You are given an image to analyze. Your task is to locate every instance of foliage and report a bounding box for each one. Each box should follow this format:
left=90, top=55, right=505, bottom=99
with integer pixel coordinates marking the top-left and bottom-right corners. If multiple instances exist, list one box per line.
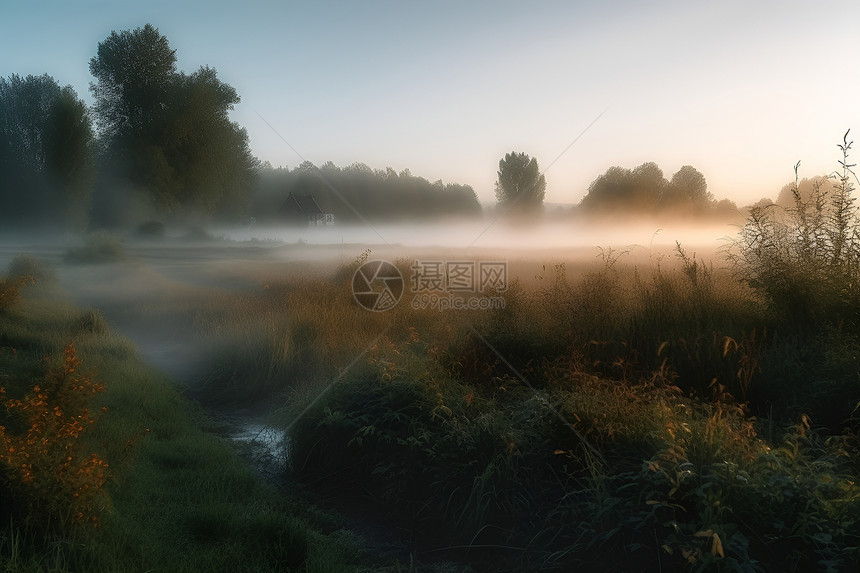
left=0, top=74, right=95, bottom=231
left=0, top=257, right=41, bottom=312
left=494, top=151, right=546, bottom=213
left=173, top=237, right=847, bottom=570
left=580, top=161, right=666, bottom=213
left=580, top=162, right=720, bottom=217
left=89, top=23, right=177, bottom=145
left=251, top=161, right=482, bottom=223
left=0, top=344, right=109, bottom=535
left=89, top=24, right=258, bottom=220
left=6, top=255, right=56, bottom=285
left=660, top=165, right=713, bottom=212
left=0, top=277, right=29, bottom=313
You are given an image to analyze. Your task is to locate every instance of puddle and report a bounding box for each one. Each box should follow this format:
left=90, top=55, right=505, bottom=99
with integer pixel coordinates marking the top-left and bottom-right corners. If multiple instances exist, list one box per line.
left=228, top=417, right=290, bottom=481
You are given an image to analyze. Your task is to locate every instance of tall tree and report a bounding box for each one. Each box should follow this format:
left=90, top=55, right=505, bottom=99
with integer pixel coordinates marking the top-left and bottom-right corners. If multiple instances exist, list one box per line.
left=0, top=74, right=94, bottom=230
left=494, top=151, right=546, bottom=213
left=89, top=23, right=176, bottom=147
left=89, top=24, right=257, bottom=219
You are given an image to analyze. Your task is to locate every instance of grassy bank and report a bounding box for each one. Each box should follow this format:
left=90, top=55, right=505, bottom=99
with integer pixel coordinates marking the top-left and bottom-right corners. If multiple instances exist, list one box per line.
left=0, top=257, right=381, bottom=572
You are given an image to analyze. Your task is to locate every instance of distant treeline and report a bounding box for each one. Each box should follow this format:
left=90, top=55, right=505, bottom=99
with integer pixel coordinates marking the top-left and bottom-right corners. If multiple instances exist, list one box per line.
left=577, top=162, right=739, bottom=218
left=0, top=22, right=795, bottom=233
left=252, top=162, right=482, bottom=223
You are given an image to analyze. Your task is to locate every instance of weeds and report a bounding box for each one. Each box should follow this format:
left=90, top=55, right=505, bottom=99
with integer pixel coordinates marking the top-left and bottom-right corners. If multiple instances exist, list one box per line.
left=269, top=230, right=859, bottom=569
left=728, top=131, right=860, bottom=327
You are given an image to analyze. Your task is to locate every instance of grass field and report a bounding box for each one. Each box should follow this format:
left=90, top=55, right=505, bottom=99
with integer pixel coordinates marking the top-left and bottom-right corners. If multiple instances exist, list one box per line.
left=0, top=224, right=858, bottom=571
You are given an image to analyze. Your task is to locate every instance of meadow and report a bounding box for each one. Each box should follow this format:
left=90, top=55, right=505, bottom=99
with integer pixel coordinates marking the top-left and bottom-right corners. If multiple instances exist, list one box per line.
left=1, top=210, right=858, bottom=572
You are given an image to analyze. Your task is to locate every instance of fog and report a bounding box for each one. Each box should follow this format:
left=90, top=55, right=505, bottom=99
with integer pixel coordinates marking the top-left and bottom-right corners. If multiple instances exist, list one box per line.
left=0, top=217, right=741, bottom=283
left=0, top=216, right=741, bottom=469
left=217, top=218, right=738, bottom=257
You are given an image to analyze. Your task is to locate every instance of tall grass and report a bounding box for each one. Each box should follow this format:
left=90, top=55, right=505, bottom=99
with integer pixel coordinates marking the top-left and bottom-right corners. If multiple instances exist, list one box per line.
left=245, top=241, right=859, bottom=570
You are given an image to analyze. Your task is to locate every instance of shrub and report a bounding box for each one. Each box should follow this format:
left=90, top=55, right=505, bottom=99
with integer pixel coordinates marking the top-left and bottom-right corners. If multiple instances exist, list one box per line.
left=64, top=232, right=127, bottom=264
left=0, top=275, right=33, bottom=313
left=0, top=279, right=21, bottom=313
left=0, top=343, right=109, bottom=536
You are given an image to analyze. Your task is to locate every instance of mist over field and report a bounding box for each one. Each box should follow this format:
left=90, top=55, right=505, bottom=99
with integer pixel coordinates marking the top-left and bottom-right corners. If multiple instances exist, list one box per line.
left=219, top=218, right=738, bottom=253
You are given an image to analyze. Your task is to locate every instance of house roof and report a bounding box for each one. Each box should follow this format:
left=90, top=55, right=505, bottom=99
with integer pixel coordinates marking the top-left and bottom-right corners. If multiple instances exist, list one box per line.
left=281, top=193, right=323, bottom=215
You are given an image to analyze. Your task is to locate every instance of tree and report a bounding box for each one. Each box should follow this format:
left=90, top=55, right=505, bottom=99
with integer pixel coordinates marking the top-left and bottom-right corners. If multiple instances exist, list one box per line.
left=89, top=24, right=258, bottom=220
left=775, top=175, right=832, bottom=208
left=580, top=162, right=665, bottom=213
left=0, top=74, right=95, bottom=230
left=161, top=66, right=258, bottom=216
left=630, top=162, right=666, bottom=210
left=670, top=165, right=710, bottom=205
left=250, top=160, right=481, bottom=223
left=659, top=165, right=710, bottom=212
left=89, top=23, right=176, bottom=147
left=494, top=151, right=546, bottom=213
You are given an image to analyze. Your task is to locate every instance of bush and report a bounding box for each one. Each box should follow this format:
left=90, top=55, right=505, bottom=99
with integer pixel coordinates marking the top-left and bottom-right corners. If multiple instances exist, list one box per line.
left=0, top=279, right=22, bottom=313
left=64, top=232, right=127, bottom=264
left=0, top=343, right=109, bottom=536
left=0, top=275, right=34, bottom=313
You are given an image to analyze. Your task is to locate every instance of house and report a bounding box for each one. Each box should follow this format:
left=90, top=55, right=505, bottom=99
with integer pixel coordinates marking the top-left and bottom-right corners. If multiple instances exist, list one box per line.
left=279, top=193, right=335, bottom=226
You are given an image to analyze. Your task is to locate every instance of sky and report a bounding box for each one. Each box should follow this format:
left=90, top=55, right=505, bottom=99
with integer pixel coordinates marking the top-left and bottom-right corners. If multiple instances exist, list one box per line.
left=2, top=0, right=859, bottom=206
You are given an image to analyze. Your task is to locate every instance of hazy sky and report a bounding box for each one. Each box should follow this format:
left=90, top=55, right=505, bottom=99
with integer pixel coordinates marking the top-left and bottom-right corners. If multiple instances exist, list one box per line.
left=3, top=0, right=859, bottom=206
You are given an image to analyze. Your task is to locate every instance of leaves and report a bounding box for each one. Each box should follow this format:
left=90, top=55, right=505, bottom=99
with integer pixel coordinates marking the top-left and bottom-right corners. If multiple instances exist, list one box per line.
left=0, top=74, right=95, bottom=230
left=494, top=151, right=546, bottom=212
left=0, top=344, right=109, bottom=534
left=88, top=24, right=258, bottom=218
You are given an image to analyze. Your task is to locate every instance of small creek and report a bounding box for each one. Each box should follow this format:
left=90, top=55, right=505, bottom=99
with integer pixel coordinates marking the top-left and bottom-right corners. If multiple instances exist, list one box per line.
left=50, top=258, right=292, bottom=482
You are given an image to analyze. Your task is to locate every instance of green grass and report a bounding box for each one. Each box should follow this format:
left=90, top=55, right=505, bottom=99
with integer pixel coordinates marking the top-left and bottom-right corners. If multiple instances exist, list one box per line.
left=0, top=261, right=372, bottom=572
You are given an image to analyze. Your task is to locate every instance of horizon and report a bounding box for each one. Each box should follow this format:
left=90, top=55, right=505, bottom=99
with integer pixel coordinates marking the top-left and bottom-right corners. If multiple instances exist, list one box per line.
left=3, top=0, right=859, bottom=208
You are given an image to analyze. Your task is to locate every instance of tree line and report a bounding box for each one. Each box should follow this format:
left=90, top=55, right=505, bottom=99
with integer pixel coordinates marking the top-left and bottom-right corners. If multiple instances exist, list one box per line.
left=578, top=161, right=738, bottom=217
left=1, top=22, right=751, bottom=233
left=253, top=161, right=481, bottom=223
left=492, top=151, right=739, bottom=220
left=0, top=24, right=259, bottom=231
left=0, top=24, right=482, bottom=232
